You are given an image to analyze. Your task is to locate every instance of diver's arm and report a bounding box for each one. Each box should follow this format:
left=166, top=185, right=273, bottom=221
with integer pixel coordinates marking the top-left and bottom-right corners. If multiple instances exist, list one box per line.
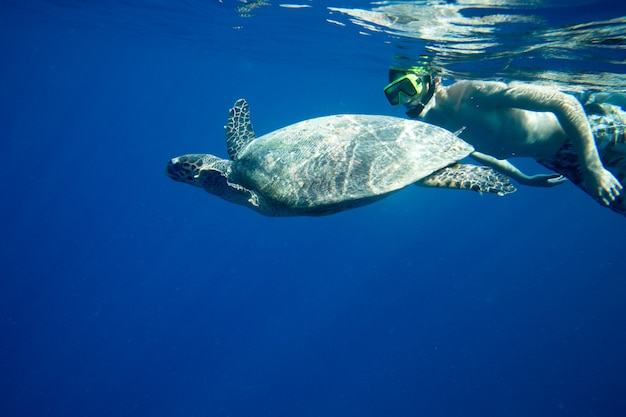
left=470, top=151, right=566, bottom=187
left=476, top=83, right=622, bottom=204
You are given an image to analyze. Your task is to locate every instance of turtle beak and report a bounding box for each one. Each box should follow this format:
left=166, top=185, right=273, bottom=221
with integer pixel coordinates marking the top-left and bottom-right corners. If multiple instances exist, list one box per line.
left=166, top=157, right=185, bottom=182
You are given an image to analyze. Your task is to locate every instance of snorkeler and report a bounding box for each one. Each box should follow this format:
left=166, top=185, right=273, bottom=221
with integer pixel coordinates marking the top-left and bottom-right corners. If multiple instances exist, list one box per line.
left=384, top=67, right=626, bottom=215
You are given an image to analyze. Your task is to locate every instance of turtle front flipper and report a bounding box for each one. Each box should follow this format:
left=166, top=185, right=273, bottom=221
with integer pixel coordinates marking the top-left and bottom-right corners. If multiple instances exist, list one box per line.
left=224, top=98, right=256, bottom=160
left=417, top=163, right=516, bottom=196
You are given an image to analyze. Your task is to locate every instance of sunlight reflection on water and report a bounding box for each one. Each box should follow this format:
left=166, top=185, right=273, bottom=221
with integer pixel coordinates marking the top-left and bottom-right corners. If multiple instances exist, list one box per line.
left=6, top=0, right=626, bottom=90
left=327, top=1, right=626, bottom=90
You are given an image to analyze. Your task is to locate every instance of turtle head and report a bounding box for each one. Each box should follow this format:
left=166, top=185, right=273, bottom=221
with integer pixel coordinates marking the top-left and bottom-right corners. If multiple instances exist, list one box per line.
left=166, top=153, right=232, bottom=189
left=166, top=153, right=264, bottom=211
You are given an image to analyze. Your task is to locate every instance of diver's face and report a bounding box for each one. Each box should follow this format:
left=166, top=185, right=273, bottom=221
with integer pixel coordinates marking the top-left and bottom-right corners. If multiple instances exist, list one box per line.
left=402, top=76, right=441, bottom=118
left=402, top=76, right=440, bottom=109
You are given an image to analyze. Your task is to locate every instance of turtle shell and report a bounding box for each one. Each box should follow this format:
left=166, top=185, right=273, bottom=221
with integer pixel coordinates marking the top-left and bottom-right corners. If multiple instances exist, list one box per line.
left=230, top=114, right=473, bottom=210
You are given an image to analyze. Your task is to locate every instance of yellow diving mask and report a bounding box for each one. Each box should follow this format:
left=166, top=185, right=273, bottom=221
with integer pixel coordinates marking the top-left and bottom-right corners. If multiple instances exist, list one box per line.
left=384, top=73, right=425, bottom=105
left=384, top=68, right=435, bottom=118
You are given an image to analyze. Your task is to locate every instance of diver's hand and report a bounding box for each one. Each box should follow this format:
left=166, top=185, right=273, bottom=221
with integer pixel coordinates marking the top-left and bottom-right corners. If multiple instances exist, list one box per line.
left=585, top=168, right=623, bottom=206
left=520, top=173, right=567, bottom=188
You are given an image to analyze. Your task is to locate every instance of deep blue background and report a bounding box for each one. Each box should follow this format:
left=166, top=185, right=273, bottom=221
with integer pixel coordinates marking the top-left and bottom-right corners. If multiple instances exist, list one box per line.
left=1, top=2, right=626, bottom=417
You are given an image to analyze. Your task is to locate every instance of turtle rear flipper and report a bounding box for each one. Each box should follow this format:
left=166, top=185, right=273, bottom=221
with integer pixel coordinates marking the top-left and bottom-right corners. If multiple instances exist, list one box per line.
left=417, top=163, right=516, bottom=196
left=224, top=98, right=256, bottom=160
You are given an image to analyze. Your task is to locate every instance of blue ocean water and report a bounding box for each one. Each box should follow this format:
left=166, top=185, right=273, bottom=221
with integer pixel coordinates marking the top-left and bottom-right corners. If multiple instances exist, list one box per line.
left=1, top=1, right=626, bottom=416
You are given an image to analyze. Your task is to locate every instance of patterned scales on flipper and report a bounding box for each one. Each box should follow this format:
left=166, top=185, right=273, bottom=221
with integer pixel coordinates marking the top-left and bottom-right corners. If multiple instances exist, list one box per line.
left=418, top=163, right=516, bottom=196
left=225, top=98, right=256, bottom=160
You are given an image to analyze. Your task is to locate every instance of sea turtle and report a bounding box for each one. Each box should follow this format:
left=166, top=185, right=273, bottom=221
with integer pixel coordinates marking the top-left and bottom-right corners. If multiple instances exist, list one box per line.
left=166, top=99, right=515, bottom=216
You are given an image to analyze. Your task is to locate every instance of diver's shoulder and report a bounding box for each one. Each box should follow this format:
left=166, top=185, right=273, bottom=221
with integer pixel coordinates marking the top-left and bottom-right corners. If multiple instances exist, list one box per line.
left=446, top=79, right=509, bottom=98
